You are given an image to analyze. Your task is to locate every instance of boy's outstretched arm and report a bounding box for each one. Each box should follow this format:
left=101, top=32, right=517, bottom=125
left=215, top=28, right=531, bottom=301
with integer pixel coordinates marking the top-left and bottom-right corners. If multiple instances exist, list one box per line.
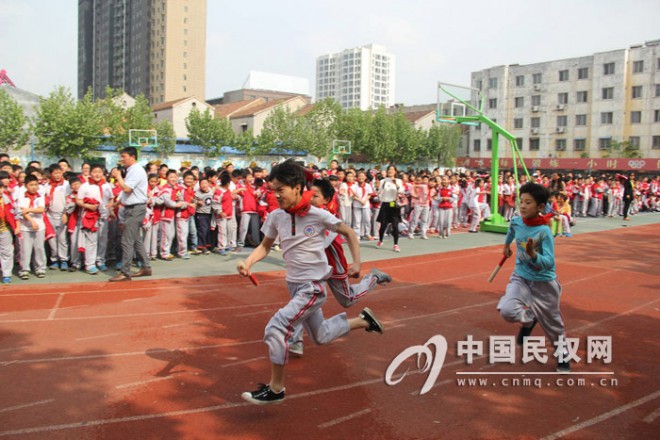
left=335, top=222, right=361, bottom=278
left=237, top=236, right=275, bottom=276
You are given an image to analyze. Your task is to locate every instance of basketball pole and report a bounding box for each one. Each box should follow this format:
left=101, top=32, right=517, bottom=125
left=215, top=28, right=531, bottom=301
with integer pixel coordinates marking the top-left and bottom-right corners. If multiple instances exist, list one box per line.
left=437, top=82, right=530, bottom=233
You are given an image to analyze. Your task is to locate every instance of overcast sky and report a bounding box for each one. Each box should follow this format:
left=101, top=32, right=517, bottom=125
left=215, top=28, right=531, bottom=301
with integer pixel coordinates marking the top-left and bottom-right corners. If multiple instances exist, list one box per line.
left=2, top=0, right=660, bottom=105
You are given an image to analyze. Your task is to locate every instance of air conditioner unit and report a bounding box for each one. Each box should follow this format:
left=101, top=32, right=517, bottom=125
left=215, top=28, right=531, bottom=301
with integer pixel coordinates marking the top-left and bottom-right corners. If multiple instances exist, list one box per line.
left=531, top=128, right=540, bottom=135
left=555, top=127, right=566, bottom=133
left=531, top=106, right=540, bottom=112
left=533, top=84, right=541, bottom=91
left=555, top=104, right=565, bottom=111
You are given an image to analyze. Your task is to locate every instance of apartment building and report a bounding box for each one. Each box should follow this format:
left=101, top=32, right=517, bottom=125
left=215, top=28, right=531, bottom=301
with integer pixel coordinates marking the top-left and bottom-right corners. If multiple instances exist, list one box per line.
left=316, top=44, right=396, bottom=110
left=469, top=39, right=660, bottom=159
left=78, top=0, right=206, bottom=105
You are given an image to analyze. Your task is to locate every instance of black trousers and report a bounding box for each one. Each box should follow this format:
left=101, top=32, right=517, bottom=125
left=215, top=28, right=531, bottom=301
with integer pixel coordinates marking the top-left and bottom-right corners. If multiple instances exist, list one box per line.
left=195, top=213, right=212, bottom=249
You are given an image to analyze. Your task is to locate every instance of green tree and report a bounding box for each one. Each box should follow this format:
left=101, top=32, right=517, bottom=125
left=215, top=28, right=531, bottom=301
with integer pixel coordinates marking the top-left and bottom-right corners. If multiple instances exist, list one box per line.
left=32, top=87, right=104, bottom=158
left=153, top=120, right=176, bottom=158
left=336, top=108, right=372, bottom=160
left=367, top=106, right=396, bottom=163
left=257, top=105, right=298, bottom=155
left=425, top=123, right=461, bottom=166
left=391, top=110, right=422, bottom=163
left=186, top=108, right=234, bottom=157
left=233, top=129, right=257, bottom=157
left=0, top=88, right=29, bottom=150
left=610, top=139, right=641, bottom=159
left=301, top=98, right=342, bottom=160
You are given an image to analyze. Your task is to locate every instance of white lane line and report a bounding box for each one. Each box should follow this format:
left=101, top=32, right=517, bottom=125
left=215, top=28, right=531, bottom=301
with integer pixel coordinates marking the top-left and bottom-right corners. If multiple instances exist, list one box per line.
left=571, top=298, right=660, bottom=333
left=115, top=376, right=179, bottom=390
left=236, top=310, right=272, bottom=317
left=643, top=406, right=660, bottom=423
left=47, top=294, right=64, bottom=320
left=0, top=399, right=55, bottom=414
left=0, top=301, right=283, bottom=324
left=0, top=345, right=30, bottom=354
left=0, top=339, right=263, bottom=365
left=318, top=408, right=372, bottom=429
left=221, top=356, right=266, bottom=368
left=75, top=332, right=124, bottom=342
left=540, top=390, right=660, bottom=440
left=162, top=321, right=204, bottom=329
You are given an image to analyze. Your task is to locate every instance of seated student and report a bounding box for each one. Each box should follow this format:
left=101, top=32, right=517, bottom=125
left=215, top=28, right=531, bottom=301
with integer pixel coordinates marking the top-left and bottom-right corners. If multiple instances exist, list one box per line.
left=0, top=178, right=17, bottom=284
left=17, top=175, right=49, bottom=279
left=287, top=178, right=392, bottom=356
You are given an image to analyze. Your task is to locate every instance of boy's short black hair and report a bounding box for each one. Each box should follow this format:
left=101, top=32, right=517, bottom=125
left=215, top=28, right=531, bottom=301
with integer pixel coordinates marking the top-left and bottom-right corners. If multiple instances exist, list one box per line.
left=165, top=169, right=178, bottom=178
left=148, top=173, right=158, bottom=181
left=231, top=169, right=243, bottom=178
left=328, top=174, right=339, bottom=182
left=0, top=170, right=9, bottom=180
left=68, top=176, right=81, bottom=186
left=183, top=170, right=196, bottom=180
left=119, top=147, right=138, bottom=159
left=159, top=164, right=169, bottom=170
left=90, top=164, right=104, bottom=172
left=312, top=178, right=335, bottom=202
left=519, top=182, right=549, bottom=206
left=219, top=170, right=231, bottom=186
left=25, top=174, right=39, bottom=185
left=206, top=169, right=217, bottom=179
left=267, top=159, right=306, bottom=193
left=254, top=177, right=264, bottom=187
left=63, top=171, right=77, bottom=180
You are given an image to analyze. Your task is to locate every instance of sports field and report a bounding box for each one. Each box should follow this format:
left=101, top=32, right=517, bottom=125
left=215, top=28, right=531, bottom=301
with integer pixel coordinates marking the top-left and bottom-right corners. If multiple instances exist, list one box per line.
left=0, top=216, right=658, bottom=439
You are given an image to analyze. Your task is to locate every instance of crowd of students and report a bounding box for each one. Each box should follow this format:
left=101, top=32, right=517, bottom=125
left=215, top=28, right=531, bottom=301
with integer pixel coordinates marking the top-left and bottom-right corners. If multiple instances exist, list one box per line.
left=0, top=153, right=658, bottom=285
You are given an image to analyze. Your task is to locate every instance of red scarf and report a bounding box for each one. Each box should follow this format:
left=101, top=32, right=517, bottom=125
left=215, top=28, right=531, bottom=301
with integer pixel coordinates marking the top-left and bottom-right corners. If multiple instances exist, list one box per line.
left=522, top=213, right=555, bottom=226
left=25, top=191, right=40, bottom=208
left=49, top=178, right=63, bottom=199
left=285, top=190, right=313, bottom=217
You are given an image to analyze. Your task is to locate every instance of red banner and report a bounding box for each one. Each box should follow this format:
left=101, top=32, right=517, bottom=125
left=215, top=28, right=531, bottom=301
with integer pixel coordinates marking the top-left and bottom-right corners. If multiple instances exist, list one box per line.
left=456, top=157, right=660, bottom=172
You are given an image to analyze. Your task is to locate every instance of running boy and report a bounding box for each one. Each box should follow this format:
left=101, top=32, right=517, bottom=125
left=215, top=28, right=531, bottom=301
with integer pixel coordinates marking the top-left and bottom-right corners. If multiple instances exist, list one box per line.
left=237, top=160, right=384, bottom=405
left=497, top=182, right=570, bottom=372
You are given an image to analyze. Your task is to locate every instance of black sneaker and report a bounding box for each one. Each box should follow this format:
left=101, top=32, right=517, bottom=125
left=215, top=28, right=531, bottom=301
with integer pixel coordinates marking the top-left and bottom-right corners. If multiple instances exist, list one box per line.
left=241, top=384, right=285, bottom=405
left=370, top=268, right=392, bottom=285
left=360, top=307, right=383, bottom=334
left=556, top=359, right=571, bottom=373
left=516, top=319, right=537, bottom=346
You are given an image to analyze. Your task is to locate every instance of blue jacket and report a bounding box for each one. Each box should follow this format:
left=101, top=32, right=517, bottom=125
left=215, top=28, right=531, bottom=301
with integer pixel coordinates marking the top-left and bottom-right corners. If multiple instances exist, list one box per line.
left=505, top=216, right=557, bottom=282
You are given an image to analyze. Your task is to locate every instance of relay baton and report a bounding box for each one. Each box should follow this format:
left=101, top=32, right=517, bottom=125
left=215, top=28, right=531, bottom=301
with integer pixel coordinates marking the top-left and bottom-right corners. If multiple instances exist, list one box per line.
left=488, top=255, right=509, bottom=283
left=248, top=273, right=259, bottom=286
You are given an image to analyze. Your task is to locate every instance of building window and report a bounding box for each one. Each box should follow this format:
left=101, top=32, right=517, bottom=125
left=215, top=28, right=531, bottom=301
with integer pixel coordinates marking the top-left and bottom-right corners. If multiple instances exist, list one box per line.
left=632, top=85, right=643, bottom=99
left=531, top=117, right=540, bottom=128
left=601, top=112, right=613, bottom=124
left=656, top=84, right=660, bottom=97
left=516, top=137, right=523, bottom=150
left=655, top=110, right=660, bottom=122
left=557, top=115, right=568, bottom=126
left=473, top=139, right=481, bottom=152
left=515, top=97, right=524, bottom=108
left=555, top=139, right=567, bottom=151
left=529, top=138, right=540, bottom=151
left=558, top=93, right=568, bottom=104
left=578, top=67, right=589, bottom=79
left=514, top=118, right=523, bottom=129
left=577, top=91, right=588, bottom=103
left=602, top=87, right=614, bottom=100
left=559, top=70, right=569, bottom=81
left=515, top=75, right=525, bottom=86
left=633, top=60, right=644, bottom=73
left=603, top=62, right=615, bottom=75
left=576, top=114, right=587, bottom=126
left=653, top=135, right=660, bottom=149
left=489, top=98, right=497, bottom=109
left=487, top=139, right=492, bottom=151
left=531, top=95, right=541, bottom=106
left=628, top=136, right=640, bottom=149
left=476, top=80, right=483, bottom=90
left=532, top=73, right=542, bottom=84
left=630, top=111, right=642, bottom=124
left=574, top=138, right=586, bottom=151
left=488, top=77, right=498, bottom=88
left=599, top=137, right=612, bottom=150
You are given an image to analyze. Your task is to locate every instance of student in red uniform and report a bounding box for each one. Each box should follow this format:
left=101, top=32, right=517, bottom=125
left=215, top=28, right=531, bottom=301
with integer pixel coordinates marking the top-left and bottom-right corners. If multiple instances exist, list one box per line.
left=287, top=178, right=392, bottom=356
left=175, top=171, right=196, bottom=260
left=143, top=174, right=161, bottom=260
left=0, top=178, right=17, bottom=284
left=212, top=171, right=234, bottom=256
left=158, top=170, right=184, bottom=261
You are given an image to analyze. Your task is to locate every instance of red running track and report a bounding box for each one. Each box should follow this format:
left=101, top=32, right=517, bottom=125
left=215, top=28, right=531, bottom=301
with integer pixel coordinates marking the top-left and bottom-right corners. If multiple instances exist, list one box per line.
left=0, top=224, right=658, bottom=439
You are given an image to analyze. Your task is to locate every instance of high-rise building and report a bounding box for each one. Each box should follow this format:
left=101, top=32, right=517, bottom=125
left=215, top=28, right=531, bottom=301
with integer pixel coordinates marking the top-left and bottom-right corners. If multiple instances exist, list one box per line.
left=78, top=0, right=206, bottom=105
left=316, top=44, right=396, bottom=110
left=468, top=39, right=660, bottom=159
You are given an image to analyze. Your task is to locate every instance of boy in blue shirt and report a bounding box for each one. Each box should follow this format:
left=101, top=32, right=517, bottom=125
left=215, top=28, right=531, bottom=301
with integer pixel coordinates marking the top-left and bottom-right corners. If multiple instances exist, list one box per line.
left=498, top=182, right=570, bottom=372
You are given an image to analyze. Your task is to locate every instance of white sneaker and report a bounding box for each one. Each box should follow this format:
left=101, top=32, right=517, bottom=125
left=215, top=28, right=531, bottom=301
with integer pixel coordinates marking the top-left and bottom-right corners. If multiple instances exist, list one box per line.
left=289, top=341, right=303, bottom=357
